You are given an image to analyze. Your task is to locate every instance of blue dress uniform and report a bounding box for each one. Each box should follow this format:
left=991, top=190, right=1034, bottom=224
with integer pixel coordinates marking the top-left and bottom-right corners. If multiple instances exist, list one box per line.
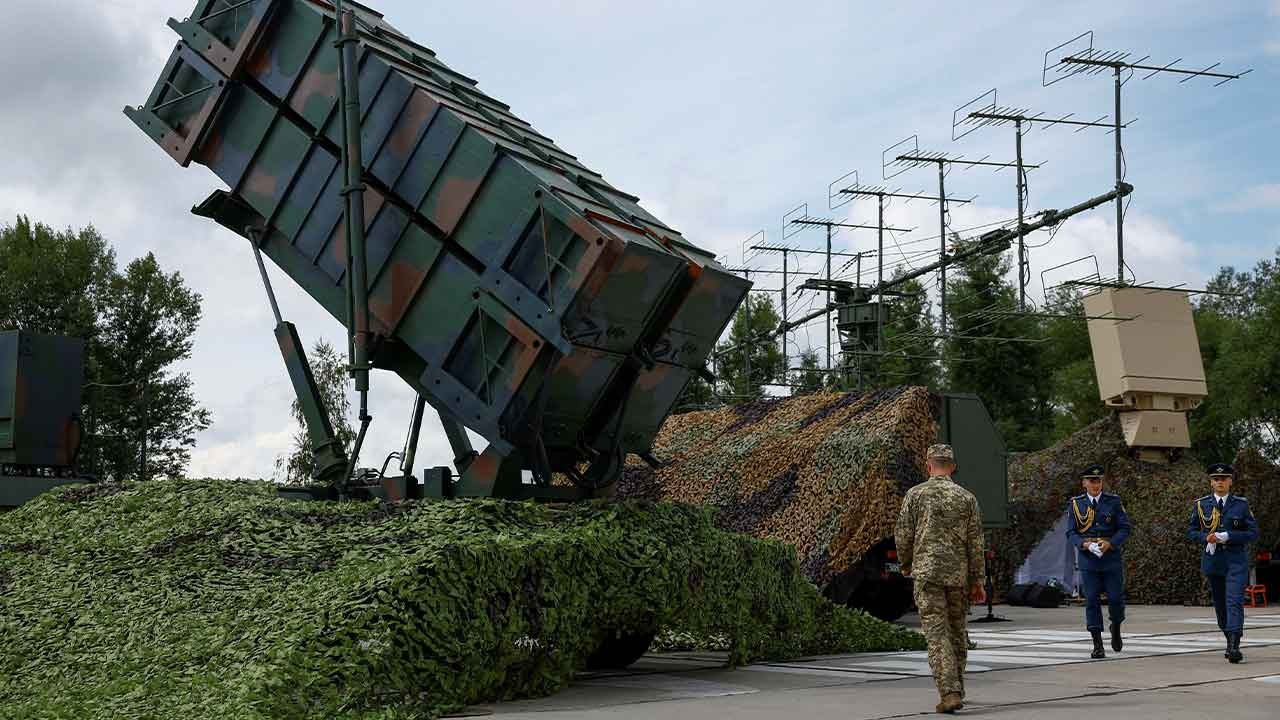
left=1065, top=471, right=1130, bottom=656
left=1186, top=463, right=1258, bottom=663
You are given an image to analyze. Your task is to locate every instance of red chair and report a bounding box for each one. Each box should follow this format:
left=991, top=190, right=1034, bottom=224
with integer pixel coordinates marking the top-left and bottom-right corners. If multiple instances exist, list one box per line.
left=1244, top=584, right=1267, bottom=608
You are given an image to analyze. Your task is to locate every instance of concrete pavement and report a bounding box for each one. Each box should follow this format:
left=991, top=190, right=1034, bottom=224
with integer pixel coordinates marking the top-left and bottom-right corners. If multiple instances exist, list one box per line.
left=469, top=604, right=1280, bottom=718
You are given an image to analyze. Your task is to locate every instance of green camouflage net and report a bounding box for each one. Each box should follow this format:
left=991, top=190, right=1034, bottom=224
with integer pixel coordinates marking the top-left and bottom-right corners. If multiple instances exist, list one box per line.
left=0, top=480, right=922, bottom=719
left=619, top=387, right=939, bottom=588
left=990, top=416, right=1280, bottom=605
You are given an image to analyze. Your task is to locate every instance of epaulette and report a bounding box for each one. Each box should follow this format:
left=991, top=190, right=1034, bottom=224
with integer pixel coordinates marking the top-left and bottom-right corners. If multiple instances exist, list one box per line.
left=1235, top=496, right=1248, bottom=503
left=1073, top=493, right=1087, bottom=500
left=1198, top=495, right=1213, bottom=501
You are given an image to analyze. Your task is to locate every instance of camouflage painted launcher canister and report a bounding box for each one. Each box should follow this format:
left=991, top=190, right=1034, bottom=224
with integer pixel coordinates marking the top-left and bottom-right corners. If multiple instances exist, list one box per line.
left=126, top=0, right=747, bottom=475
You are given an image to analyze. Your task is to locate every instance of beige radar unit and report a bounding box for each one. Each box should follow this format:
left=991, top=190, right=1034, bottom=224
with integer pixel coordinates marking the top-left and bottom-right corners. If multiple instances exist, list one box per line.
left=1084, top=287, right=1207, bottom=462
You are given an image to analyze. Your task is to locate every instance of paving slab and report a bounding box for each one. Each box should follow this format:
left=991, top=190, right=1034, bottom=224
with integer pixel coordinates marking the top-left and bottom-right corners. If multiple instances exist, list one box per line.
left=476, top=604, right=1280, bottom=718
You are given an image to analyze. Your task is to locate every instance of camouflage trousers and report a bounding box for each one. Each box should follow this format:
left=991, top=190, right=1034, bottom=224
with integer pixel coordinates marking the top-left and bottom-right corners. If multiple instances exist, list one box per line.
left=914, top=582, right=969, bottom=699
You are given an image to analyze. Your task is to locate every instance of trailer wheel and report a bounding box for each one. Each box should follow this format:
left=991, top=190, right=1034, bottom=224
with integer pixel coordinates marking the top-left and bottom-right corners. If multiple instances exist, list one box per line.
left=584, top=627, right=657, bottom=670
left=841, top=539, right=914, bottom=622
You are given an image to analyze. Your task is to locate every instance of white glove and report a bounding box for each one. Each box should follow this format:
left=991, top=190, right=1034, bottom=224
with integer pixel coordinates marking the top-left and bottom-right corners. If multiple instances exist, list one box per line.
left=1215, top=532, right=1229, bottom=543
left=1205, top=542, right=1216, bottom=556
left=1090, top=544, right=1105, bottom=558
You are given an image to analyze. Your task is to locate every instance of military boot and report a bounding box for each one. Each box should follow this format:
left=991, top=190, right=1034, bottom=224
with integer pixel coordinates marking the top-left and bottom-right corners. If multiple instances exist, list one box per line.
left=935, top=692, right=963, bottom=714
left=1090, top=630, right=1105, bottom=659
left=1109, top=622, right=1123, bottom=652
left=1223, top=631, right=1232, bottom=660
left=1227, top=632, right=1243, bottom=664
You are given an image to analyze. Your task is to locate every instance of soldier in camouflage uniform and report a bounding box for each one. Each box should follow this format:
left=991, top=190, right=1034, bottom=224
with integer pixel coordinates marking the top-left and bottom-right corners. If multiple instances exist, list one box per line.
left=895, top=443, right=986, bottom=715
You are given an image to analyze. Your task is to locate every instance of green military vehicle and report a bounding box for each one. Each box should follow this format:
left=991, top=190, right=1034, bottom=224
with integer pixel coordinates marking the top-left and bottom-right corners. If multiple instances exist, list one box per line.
left=857, top=393, right=1009, bottom=621
left=0, top=331, right=88, bottom=509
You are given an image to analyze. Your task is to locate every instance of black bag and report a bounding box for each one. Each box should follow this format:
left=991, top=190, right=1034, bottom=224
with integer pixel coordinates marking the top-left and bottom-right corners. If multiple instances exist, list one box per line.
left=1026, top=583, right=1064, bottom=608
left=1006, top=583, right=1034, bottom=606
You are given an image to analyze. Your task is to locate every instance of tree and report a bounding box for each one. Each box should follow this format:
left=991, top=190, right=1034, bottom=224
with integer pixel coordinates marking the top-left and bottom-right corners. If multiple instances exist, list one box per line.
left=1191, top=255, right=1280, bottom=459
left=943, top=240, right=1052, bottom=451
left=1040, top=288, right=1108, bottom=443
left=1, top=218, right=210, bottom=480
left=276, top=339, right=356, bottom=484
left=791, top=348, right=824, bottom=394
left=93, top=254, right=211, bottom=480
left=875, top=272, right=939, bottom=389
left=715, top=293, right=784, bottom=402
left=673, top=373, right=716, bottom=412
left=0, top=216, right=115, bottom=366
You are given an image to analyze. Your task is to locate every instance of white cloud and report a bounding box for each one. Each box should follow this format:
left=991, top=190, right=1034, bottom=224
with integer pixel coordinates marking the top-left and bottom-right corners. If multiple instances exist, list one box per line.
left=1217, top=184, right=1280, bottom=212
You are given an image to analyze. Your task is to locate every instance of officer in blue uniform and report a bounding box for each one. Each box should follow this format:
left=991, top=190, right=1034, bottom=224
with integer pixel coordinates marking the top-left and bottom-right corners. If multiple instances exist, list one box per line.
left=1065, top=464, right=1131, bottom=659
left=1187, top=462, right=1259, bottom=663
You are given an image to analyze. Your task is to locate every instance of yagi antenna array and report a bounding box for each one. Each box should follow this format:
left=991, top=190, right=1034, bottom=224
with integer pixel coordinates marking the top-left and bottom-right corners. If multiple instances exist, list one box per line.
left=1043, top=30, right=1252, bottom=88
left=952, top=88, right=1125, bottom=142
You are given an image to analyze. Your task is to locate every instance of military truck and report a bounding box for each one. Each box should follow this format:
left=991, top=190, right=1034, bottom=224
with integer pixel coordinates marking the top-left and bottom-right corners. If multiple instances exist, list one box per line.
left=838, top=393, right=1008, bottom=621
left=623, top=390, right=1009, bottom=623
left=0, top=331, right=87, bottom=509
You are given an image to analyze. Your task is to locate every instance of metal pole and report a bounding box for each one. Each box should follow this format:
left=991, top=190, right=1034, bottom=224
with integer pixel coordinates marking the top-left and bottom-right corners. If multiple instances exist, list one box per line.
left=1016, top=118, right=1026, bottom=310
left=336, top=0, right=372, bottom=487
left=248, top=231, right=284, bottom=325
left=856, top=250, right=864, bottom=390
left=938, top=161, right=948, bottom=333
left=88, top=394, right=97, bottom=477
left=139, top=381, right=147, bottom=482
left=401, top=394, right=427, bottom=480
left=781, top=249, right=789, bottom=380
left=825, top=223, right=832, bottom=373
left=743, top=270, right=751, bottom=396
left=877, top=194, right=885, bottom=353
left=1114, top=66, right=1124, bottom=284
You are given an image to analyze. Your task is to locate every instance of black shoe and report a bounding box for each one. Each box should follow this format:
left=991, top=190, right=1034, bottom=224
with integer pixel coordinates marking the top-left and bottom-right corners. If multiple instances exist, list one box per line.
left=1110, top=622, right=1123, bottom=652
left=1227, top=632, right=1243, bottom=664
left=1090, top=630, right=1105, bottom=659
left=1223, top=631, right=1232, bottom=660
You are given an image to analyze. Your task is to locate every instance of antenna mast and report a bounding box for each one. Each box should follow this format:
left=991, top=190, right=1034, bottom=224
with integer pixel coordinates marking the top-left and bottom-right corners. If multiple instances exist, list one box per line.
left=1042, top=31, right=1250, bottom=284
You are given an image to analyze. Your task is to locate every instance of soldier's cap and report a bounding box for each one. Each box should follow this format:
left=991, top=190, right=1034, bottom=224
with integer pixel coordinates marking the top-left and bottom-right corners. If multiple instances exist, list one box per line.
left=1079, top=464, right=1106, bottom=479
left=927, top=444, right=955, bottom=462
left=1206, top=462, right=1234, bottom=477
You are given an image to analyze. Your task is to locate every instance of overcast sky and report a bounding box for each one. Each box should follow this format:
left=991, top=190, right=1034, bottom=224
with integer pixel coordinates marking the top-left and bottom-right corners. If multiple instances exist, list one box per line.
left=2, top=0, right=1276, bottom=479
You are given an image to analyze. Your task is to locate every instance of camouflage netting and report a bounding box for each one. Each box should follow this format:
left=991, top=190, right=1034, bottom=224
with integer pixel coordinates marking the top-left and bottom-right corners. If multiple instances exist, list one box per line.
left=990, top=416, right=1280, bottom=605
left=0, top=480, right=922, bottom=719
left=618, top=387, right=938, bottom=588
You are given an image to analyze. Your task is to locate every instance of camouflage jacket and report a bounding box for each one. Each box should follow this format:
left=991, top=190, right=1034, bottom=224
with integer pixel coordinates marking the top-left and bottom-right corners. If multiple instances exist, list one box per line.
left=894, top=475, right=985, bottom=587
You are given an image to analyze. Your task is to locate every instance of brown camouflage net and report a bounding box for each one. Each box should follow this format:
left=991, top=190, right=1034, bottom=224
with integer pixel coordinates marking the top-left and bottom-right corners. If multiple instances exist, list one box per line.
left=990, top=416, right=1280, bottom=605
left=619, top=387, right=938, bottom=589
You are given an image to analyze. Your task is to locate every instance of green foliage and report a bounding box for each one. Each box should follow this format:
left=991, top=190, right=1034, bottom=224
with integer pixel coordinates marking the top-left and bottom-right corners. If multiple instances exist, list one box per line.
left=715, top=294, right=784, bottom=401
left=0, top=480, right=923, bottom=719
left=92, top=254, right=211, bottom=480
left=791, top=348, right=825, bottom=394
left=0, top=217, right=210, bottom=480
left=1040, top=290, right=1108, bottom=443
left=942, top=239, right=1051, bottom=451
left=865, top=272, right=939, bottom=390
left=0, top=217, right=115, bottom=343
left=276, top=340, right=355, bottom=484
left=1191, top=255, right=1280, bottom=459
